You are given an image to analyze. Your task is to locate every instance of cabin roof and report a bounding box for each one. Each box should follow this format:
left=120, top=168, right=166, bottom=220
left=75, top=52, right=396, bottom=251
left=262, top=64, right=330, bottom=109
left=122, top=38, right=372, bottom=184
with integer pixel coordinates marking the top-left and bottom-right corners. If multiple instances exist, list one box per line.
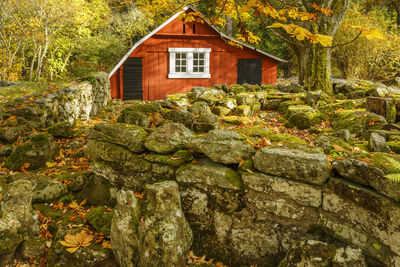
left=109, top=6, right=285, bottom=78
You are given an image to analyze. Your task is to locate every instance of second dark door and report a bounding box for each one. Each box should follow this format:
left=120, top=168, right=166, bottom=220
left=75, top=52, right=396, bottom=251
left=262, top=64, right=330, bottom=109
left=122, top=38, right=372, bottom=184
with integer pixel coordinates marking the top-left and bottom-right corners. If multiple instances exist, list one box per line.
left=237, top=58, right=262, bottom=85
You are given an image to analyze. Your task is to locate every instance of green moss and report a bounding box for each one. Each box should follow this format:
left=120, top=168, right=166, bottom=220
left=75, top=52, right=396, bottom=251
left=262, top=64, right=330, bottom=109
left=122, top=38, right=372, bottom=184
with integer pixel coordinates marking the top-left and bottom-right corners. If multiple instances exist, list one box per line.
left=47, top=122, right=75, bottom=138
left=387, top=141, right=400, bottom=154
left=331, top=109, right=386, bottom=136
left=212, top=106, right=231, bottom=116
left=277, top=100, right=304, bottom=113
left=144, top=150, right=193, bottom=167
left=285, top=106, right=321, bottom=130
left=233, top=105, right=251, bottom=117
left=224, top=170, right=243, bottom=190
left=386, top=100, right=396, bottom=124
left=33, top=203, right=70, bottom=220
left=353, top=141, right=369, bottom=152
left=228, top=84, right=246, bottom=94
left=165, top=93, right=187, bottom=101
left=220, top=115, right=252, bottom=125
left=86, top=206, right=114, bottom=236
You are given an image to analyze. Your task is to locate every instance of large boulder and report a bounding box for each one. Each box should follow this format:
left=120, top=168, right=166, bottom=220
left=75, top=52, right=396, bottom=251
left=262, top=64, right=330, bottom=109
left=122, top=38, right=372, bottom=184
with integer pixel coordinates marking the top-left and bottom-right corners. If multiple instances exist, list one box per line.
left=0, top=126, right=24, bottom=144
left=111, top=181, right=193, bottom=267
left=47, top=121, right=75, bottom=138
left=188, top=129, right=255, bottom=164
left=110, top=189, right=141, bottom=267
left=331, top=110, right=386, bottom=136
left=192, top=113, right=219, bottom=133
left=145, top=123, right=195, bottom=154
left=285, top=105, right=321, bottom=130
left=7, top=174, right=67, bottom=203
left=368, top=132, right=391, bottom=152
left=90, top=123, right=147, bottom=153
left=117, top=103, right=161, bottom=127
left=1, top=179, right=39, bottom=234
left=254, top=146, right=330, bottom=185
left=176, top=158, right=243, bottom=190
left=164, top=109, right=195, bottom=129
left=188, top=101, right=211, bottom=116
left=4, top=133, right=59, bottom=171
left=332, top=156, right=400, bottom=201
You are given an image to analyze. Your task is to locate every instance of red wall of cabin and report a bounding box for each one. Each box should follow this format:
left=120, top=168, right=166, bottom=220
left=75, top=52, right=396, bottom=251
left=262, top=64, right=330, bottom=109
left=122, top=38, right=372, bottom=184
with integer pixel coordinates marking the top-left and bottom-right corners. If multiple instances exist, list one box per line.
left=110, top=12, right=278, bottom=101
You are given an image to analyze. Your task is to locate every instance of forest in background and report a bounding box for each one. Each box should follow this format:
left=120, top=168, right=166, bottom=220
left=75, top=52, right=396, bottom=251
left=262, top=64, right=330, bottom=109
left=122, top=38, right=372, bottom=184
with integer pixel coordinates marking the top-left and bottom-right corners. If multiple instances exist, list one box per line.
left=0, top=0, right=400, bottom=83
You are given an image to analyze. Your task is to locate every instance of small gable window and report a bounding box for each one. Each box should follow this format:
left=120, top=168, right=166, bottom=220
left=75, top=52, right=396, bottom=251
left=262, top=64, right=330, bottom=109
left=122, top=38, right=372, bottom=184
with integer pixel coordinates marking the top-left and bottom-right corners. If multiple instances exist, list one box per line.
left=168, top=48, right=211, bottom=79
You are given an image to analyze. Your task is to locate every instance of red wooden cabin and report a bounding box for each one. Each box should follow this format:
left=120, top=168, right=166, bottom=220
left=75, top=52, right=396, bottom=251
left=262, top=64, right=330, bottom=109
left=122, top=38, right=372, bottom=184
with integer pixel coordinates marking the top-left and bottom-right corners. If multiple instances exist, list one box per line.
left=109, top=6, right=284, bottom=100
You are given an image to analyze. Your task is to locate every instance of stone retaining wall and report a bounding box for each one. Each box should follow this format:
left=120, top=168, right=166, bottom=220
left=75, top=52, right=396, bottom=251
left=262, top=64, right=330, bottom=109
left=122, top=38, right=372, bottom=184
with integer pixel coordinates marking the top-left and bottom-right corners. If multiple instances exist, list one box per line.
left=87, top=100, right=400, bottom=266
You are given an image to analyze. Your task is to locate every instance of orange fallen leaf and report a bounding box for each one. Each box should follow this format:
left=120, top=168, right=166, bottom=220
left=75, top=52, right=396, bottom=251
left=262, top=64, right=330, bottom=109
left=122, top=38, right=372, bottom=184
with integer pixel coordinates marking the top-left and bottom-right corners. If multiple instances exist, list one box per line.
left=59, top=230, right=93, bottom=253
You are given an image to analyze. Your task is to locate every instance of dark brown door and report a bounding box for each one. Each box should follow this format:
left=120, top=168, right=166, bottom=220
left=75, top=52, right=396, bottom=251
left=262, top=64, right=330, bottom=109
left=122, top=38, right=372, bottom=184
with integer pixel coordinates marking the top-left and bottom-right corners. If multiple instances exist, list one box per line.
left=237, top=58, right=262, bottom=85
left=123, top=57, right=143, bottom=100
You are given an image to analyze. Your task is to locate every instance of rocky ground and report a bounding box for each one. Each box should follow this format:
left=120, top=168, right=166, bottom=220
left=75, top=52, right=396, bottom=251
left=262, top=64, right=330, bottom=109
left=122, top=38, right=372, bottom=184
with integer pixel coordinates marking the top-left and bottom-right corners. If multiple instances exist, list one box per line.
left=1, top=77, right=400, bottom=266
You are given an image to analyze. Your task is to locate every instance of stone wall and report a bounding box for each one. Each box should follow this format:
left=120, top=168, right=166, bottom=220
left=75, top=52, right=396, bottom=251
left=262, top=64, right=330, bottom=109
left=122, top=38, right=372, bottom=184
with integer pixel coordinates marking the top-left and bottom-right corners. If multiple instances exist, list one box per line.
left=2, top=72, right=110, bottom=127
left=87, top=84, right=400, bottom=266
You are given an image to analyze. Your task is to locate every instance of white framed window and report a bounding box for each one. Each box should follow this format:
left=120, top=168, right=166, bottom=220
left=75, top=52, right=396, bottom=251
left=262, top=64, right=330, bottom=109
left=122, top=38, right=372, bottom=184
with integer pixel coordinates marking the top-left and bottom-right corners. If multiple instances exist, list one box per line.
left=168, top=48, right=211, bottom=79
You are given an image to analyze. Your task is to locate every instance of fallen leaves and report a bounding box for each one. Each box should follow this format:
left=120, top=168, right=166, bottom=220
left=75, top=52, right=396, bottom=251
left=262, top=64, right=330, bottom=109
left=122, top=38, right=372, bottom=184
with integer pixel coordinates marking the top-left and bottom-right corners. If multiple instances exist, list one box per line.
left=59, top=230, right=93, bottom=253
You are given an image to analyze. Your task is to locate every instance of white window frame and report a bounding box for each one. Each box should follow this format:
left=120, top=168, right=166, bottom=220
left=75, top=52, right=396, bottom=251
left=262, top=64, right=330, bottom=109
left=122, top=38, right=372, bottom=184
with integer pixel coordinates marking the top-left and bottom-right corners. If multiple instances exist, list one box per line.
left=168, top=48, right=211, bottom=79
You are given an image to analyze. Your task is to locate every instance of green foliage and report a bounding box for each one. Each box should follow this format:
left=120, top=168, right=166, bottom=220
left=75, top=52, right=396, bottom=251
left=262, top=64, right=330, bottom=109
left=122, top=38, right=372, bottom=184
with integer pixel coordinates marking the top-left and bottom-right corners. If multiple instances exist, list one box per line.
left=384, top=157, right=400, bottom=182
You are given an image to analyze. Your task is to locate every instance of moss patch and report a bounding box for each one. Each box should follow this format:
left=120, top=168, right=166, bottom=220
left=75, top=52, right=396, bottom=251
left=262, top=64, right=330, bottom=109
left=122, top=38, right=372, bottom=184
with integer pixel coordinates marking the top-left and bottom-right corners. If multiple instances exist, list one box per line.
left=86, top=206, right=114, bottom=236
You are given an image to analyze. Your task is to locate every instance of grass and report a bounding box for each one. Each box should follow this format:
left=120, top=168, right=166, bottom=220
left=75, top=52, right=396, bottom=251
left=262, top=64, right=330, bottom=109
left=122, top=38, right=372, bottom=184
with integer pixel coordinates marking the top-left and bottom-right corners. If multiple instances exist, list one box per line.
left=0, top=81, right=73, bottom=103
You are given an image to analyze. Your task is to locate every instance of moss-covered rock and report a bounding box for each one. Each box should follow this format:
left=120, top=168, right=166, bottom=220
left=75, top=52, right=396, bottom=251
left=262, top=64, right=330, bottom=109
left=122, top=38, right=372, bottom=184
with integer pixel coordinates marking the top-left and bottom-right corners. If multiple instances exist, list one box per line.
left=144, top=150, right=193, bottom=167
left=117, top=103, right=161, bottom=127
left=188, top=129, right=256, bottom=164
left=228, top=84, right=246, bottom=95
left=254, top=146, right=330, bottom=185
left=90, top=123, right=147, bottom=153
left=164, top=109, right=195, bottom=128
left=220, top=115, right=252, bottom=126
left=217, top=98, right=237, bottom=110
left=331, top=110, right=386, bottom=136
left=19, top=236, right=46, bottom=260
left=86, top=206, right=113, bottom=236
left=47, top=122, right=75, bottom=138
left=78, top=175, right=117, bottom=206
left=212, top=106, right=231, bottom=116
left=285, top=105, right=321, bottom=130
left=192, top=114, right=219, bottom=133
left=233, top=105, right=252, bottom=117
left=145, top=123, right=195, bottom=154
left=188, top=101, right=211, bottom=116
left=0, top=126, right=24, bottom=144
left=4, top=133, right=59, bottom=171
left=314, top=135, right=352, bottom=156
left=176, top=158, right=243, bottom=190
left=277, top=100, right=304, bottom=114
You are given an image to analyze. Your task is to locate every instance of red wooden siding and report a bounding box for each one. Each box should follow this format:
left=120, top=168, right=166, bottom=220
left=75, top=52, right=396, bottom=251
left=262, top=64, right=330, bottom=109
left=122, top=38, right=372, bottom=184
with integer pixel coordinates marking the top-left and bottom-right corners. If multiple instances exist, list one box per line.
left=110, top=10, right=279, bottom=101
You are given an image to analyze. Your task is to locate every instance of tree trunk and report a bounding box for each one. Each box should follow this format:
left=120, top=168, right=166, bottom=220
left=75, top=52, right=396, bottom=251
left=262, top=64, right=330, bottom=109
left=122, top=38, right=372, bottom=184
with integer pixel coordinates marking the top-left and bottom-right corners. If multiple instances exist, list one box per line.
left=225, top=16, right=233, bottom=36
left=295, top=44, right=332, bottom=91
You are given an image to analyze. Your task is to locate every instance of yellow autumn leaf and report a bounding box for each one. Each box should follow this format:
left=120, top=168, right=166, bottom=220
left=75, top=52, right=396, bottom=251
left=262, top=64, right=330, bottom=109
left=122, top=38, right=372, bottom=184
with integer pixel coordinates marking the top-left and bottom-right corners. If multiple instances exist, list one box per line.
left=46, top=162, right=58, bottom=168
left=59, top=231, right=93, bottom=253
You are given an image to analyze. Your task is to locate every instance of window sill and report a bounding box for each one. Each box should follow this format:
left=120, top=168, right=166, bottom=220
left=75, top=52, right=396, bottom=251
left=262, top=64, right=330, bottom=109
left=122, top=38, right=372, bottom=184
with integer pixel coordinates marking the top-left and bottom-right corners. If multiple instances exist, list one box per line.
left=168, top=73, right=211, bottom=79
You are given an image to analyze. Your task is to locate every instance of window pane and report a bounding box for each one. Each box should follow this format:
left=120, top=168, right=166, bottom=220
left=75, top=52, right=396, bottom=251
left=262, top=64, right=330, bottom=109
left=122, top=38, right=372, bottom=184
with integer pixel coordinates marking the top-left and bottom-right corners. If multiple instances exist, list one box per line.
left=175, top=59, right=180, bottom=65
left=193, top=67, right=198, bottom=72
left=182, top=60, right=186, bottom=65
left=175, top=66, right=180, bottom=72
left=182, top=67, right=186, bottom=72
left=182, top=53, right=186, bottom=59
left=199, top=60, right=204, bottom=66
left=199, top=67, right=204, bottom=72
left=194, top=60, right=198, bottom=66
left=199, top=53, right=205, bottom=59
left=194, top=53, right=198, bottom=59
left=176, top=53, right=180, bottom=59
